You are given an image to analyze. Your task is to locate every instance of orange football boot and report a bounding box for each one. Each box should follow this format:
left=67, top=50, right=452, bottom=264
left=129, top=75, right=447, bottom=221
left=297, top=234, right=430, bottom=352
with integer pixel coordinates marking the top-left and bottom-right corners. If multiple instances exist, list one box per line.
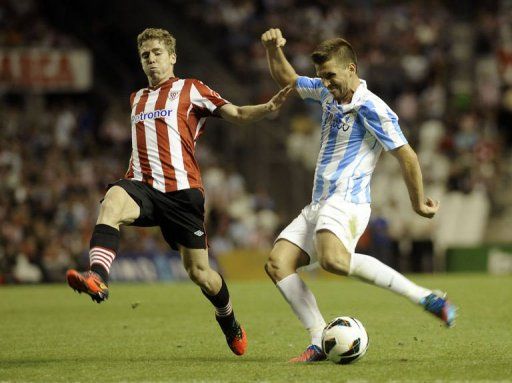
left=66, top=270, right=109, bottom=303
left=222, top=320, right=247, bottom=356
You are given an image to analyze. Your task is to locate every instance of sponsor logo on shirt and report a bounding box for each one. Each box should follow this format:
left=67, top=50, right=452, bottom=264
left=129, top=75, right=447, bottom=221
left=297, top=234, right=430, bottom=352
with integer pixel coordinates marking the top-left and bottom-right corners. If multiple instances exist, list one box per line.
left=340, top=114, right=355, bottom=131
left=131, top=108, right=173, bottom=124
left=325, top=103, right=353, bottom=131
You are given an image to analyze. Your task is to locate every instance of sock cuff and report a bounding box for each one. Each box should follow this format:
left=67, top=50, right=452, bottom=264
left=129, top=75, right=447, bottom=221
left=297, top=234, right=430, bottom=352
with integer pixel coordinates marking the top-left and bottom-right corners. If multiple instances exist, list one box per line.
left=276, top=273, right=300, bottom=289
left=349, top=252, right=364, bottom=275
left=94, top=224, right=120, bottom=237
left=90, top=224, right=120, bottom=252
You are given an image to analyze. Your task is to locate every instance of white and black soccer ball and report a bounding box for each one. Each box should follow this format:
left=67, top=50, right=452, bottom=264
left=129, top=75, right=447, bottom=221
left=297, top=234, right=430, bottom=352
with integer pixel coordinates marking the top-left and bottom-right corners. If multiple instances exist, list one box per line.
left=321, top=316, right=369, bottom=364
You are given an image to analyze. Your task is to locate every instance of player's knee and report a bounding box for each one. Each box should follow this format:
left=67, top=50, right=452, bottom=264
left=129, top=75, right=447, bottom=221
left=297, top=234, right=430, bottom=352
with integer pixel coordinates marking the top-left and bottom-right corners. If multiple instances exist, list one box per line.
left=185, top=264, right=209, bottom=287
left=318, top=251, right=351, bottom=275
left=98, top=201, right=123, bottom=226
left=264, top=258, right=278, bottom=281
left=265, top=252, right=294, bottom=283
left=98, top=187, right=136, bottom=226
left=101, top=187, right=125, bottom=214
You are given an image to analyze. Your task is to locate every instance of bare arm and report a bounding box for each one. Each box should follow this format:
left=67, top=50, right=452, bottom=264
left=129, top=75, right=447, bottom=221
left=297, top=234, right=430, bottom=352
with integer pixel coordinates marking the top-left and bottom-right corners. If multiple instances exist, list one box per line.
left=261, top=28, right=299, bottom=88
left=390, top=144, right=440, bottom=218
left=217, top=85, right=293, bottom=125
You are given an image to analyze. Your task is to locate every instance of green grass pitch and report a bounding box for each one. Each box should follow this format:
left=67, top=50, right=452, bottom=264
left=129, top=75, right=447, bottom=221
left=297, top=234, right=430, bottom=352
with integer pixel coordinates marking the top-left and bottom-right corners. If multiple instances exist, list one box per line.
left=1, top=274, right=511, bottom=382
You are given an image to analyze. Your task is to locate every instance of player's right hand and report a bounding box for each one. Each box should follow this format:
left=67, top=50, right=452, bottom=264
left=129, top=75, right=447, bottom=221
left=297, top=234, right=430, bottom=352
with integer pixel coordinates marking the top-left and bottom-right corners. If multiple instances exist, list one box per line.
left=261, top=28, right=287, bottom=49
left=414, top=197, right=440, bottom=219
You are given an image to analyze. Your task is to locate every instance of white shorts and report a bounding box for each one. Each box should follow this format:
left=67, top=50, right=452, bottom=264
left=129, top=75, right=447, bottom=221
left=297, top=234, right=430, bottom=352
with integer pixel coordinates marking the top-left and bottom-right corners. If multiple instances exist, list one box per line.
left=276, top=194, right=371, bottom=268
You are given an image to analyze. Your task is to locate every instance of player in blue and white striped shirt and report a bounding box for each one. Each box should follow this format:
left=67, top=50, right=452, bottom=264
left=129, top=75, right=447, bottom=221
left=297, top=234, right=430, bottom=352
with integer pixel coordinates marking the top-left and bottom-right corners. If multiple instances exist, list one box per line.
left=261, top=28, right=457, bottom=363
left=297, top=75, right=407, bottom=204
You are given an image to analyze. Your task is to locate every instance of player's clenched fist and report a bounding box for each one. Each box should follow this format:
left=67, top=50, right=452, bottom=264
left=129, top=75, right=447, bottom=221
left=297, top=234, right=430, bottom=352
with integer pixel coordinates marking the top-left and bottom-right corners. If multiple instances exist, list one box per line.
left=261, top=28, right=287, bottom=49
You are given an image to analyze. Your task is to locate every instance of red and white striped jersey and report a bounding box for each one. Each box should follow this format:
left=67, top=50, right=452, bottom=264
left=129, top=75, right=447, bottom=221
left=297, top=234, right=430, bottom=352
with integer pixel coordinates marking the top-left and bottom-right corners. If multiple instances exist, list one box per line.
left=125, top=77, right=228, bottom=192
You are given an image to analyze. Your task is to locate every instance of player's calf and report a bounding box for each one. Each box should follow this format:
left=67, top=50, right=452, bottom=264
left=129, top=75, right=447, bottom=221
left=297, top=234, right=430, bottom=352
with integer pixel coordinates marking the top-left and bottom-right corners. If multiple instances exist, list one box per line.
left=184, top=263, right=214, bottom=291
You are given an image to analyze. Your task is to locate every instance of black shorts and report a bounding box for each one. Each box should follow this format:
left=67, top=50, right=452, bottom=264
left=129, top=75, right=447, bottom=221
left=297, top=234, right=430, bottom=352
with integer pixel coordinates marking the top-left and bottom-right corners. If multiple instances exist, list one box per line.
left=108, top=179, right=207, bottom=250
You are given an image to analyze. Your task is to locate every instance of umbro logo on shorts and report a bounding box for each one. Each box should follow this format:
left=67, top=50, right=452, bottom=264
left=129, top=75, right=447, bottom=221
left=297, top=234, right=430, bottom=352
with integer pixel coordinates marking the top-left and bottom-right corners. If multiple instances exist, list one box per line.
left=193, top=230, right=204, bottom=237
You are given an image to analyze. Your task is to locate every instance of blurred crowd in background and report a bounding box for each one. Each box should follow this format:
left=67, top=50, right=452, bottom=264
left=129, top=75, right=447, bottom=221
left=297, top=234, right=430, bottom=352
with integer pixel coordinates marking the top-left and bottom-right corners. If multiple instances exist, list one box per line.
left=1, top=0, right=512, bottom=283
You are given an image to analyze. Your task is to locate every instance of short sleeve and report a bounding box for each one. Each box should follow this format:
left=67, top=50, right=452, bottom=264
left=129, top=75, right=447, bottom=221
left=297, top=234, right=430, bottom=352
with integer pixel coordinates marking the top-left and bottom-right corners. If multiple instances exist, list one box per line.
left=190, top=79, right=229, bottom=116
left=359, top=100, right=408, bottom=151
left=295, top=76, right=327, bottom=103
left=129, top=92, right=136, bottom=108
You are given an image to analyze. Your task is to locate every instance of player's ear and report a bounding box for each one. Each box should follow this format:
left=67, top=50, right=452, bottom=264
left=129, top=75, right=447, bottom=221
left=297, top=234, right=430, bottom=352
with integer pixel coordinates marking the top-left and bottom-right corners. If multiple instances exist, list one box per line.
left=348, top=63, right=357, bottom=73
left=170, top=52, right=177, bottom=65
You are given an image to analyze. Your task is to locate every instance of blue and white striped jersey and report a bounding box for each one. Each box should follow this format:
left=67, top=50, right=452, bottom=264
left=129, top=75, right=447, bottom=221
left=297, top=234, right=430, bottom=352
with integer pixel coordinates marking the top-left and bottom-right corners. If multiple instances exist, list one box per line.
left=295, top=76, right=407, bottom=204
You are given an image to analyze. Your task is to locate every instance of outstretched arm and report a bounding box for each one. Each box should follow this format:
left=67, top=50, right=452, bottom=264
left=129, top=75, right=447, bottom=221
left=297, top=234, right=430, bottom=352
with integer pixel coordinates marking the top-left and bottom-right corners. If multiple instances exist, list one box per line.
left=390, top=144, right=440, bottom=218
left=217, top=85, right=293, bottom=125
left=261, top=28, right=299, bottom=88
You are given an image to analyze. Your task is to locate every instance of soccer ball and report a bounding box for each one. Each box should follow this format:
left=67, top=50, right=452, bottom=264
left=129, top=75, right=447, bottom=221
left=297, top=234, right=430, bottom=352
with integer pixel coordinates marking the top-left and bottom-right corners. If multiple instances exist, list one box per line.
left=321, top=316, right=369, bottom=364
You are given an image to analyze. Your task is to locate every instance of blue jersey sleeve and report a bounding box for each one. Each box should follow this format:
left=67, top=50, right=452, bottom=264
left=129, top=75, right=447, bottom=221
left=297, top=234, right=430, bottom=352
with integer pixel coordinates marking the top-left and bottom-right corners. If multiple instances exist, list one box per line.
left=295, top=76, right=327, bottom=103
left=359, top=100, right=408, bottom=151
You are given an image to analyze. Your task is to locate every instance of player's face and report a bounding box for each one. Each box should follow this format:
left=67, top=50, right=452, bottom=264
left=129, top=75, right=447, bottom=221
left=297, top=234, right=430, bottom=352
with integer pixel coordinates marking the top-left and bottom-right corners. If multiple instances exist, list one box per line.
left=316, top=58, right=356, bottom=103
left=139, top=39, right=176, bottom=86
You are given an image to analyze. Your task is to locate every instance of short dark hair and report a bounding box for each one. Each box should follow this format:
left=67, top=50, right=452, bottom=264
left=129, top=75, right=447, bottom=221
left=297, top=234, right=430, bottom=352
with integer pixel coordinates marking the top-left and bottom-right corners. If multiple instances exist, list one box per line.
left=137, top=28, right=176, bottom=55
left=311, top=38, right=357, bottom=70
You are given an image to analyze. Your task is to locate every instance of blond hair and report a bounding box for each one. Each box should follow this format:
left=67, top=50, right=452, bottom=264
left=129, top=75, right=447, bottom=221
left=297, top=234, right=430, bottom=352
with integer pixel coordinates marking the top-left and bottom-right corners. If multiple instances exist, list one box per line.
left=137, top=28, right=176, bottom=55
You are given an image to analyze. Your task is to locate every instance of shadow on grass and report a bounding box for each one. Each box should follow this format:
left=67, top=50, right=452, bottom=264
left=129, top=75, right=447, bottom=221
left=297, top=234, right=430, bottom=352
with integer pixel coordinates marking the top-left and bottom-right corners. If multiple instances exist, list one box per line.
left=0, top=355, right=275, bottom=366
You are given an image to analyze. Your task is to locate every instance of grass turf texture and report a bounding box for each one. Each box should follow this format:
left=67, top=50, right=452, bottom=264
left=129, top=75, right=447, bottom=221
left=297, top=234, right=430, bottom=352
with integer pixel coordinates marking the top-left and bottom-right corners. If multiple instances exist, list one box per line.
left=0, top=274, right=510, bottom=382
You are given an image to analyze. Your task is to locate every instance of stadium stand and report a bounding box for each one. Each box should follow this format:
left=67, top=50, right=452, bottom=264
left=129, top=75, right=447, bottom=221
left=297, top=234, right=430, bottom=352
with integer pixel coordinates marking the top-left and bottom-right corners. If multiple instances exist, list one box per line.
left=1, top=0, right=512, bottom=283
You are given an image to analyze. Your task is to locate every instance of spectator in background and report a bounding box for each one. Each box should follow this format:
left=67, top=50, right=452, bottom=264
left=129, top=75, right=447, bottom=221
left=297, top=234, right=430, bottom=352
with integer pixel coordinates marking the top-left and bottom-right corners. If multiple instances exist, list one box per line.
left=2, top=0, right=512, bottom=284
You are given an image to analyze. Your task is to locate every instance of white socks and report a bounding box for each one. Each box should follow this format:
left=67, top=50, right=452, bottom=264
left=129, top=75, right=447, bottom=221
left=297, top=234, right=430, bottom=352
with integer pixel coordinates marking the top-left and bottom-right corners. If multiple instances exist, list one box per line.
left=349, top=253, right=431, bottom=303
left=276, top=273, right=326, bottom=347
left=275, top=255, right=431, bottom=347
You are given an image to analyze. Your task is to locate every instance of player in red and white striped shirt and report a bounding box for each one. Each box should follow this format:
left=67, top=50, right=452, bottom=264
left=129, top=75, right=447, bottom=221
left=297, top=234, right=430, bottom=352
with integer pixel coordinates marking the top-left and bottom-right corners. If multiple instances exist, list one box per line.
left=66, top=28, right=292, bottom=356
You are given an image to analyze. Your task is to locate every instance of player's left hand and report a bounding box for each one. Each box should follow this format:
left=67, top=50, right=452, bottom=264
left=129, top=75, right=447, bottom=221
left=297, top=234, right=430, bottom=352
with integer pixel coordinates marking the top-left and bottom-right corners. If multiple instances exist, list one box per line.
left=265, top=85, right=294, bottom=111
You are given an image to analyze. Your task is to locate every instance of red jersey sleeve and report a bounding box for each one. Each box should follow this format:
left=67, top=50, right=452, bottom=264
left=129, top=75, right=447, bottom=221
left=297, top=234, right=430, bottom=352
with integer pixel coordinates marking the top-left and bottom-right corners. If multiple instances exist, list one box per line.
left=129, top=91, right=137, bottom=109
left=190, top=79, right=229, bottom=116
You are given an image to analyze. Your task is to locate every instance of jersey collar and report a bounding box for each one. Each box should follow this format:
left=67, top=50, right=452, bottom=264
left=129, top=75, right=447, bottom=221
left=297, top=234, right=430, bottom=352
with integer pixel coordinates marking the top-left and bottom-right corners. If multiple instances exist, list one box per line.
left=341, top=79, right=367, bottom=113
left=148, top=76, right=179, bottom=91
